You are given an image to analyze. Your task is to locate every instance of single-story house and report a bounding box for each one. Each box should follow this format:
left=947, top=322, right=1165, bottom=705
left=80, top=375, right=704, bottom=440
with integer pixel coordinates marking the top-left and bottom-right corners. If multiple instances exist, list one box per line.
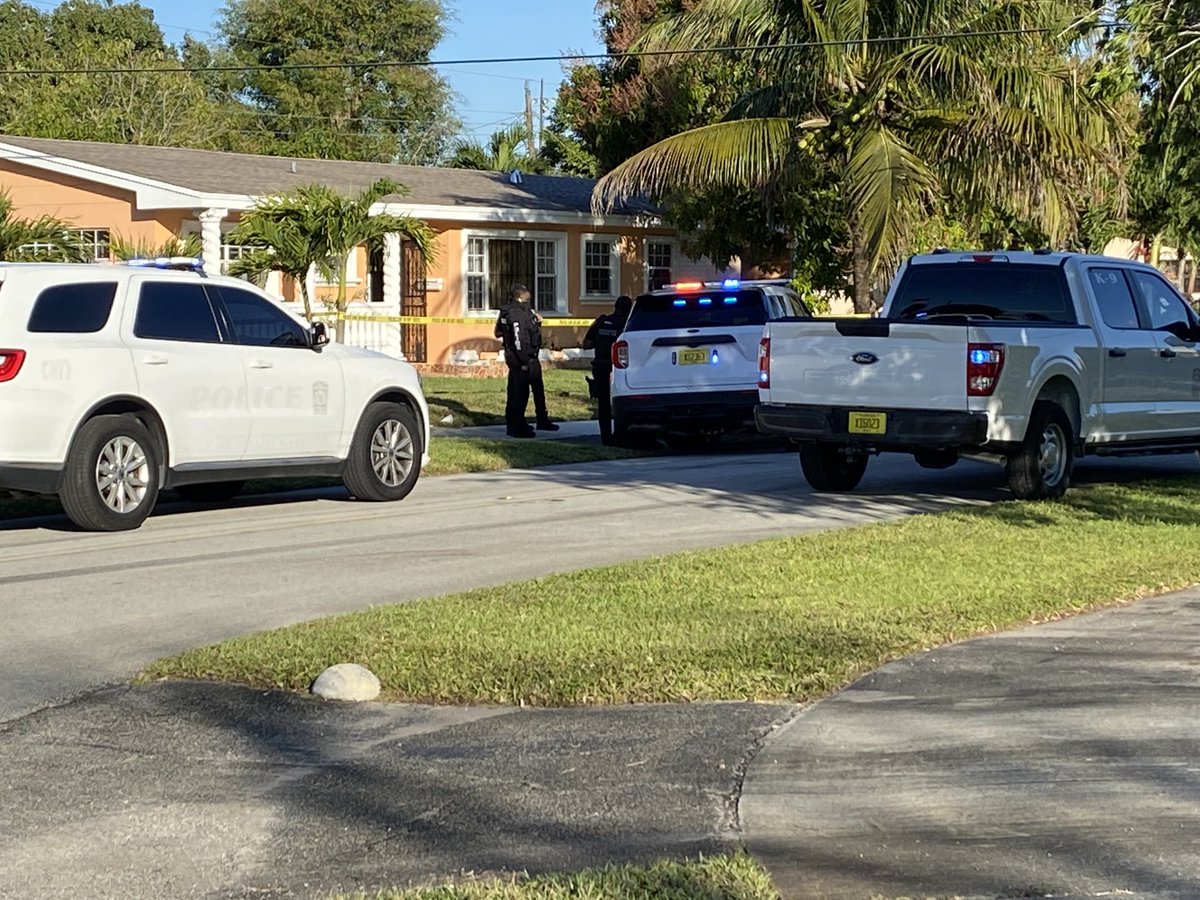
left=0, top=135, right=736, bottom=363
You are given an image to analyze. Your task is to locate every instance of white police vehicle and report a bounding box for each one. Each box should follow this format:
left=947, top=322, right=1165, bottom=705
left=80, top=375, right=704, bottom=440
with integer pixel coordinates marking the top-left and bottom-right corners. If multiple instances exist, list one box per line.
left=0, top=258, right=430, bottom=531
left=610, top=278, right=810, bottom=445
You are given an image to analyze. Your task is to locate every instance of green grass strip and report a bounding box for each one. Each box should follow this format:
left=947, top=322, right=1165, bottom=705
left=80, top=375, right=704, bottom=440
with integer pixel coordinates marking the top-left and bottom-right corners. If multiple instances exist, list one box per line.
left=334, top=851, right=777, bottom=899
left=143, top=478, right=1200, bottom=707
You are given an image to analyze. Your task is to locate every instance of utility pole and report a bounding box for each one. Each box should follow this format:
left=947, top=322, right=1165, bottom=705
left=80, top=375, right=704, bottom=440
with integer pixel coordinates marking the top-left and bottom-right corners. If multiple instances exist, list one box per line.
left=524, top=80, right=535, bottom=153
left=538, top=78, right=545, bottom=153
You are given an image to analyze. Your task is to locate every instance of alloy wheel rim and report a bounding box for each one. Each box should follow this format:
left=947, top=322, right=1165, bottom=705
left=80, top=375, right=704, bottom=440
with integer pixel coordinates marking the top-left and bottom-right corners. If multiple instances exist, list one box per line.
left=95, top=436, right=150, bottom=514
left=370, top=419, right=414, bottom=488
left=1038, top=423, right=1067, bottom=487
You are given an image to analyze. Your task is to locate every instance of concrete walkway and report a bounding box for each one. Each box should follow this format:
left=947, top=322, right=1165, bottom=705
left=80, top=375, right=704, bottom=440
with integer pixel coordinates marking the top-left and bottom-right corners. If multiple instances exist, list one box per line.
left=432, top=419, right=601, bottom=442
left=742, top=587, right=1200, bottom=900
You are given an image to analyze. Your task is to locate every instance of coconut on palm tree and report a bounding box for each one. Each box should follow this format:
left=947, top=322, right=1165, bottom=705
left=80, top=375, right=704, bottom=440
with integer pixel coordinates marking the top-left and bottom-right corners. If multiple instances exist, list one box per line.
left=593, top=0, right=1127, bottom=310
left=0, top=191, right=88, bottom=262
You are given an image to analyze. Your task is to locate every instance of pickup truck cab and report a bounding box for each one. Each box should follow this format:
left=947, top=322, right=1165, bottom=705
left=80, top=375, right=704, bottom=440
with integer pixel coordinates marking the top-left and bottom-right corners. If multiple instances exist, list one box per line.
left=755, top=251, right=1200, bottom=499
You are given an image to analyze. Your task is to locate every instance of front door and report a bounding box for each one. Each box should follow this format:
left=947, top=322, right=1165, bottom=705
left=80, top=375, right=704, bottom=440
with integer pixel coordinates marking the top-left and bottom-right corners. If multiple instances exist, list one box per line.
left=1127, top=268, right=1200, bottom=437
left=208, top=283, right=347, bottom=460
left=401, top=240, right=428, bottom=363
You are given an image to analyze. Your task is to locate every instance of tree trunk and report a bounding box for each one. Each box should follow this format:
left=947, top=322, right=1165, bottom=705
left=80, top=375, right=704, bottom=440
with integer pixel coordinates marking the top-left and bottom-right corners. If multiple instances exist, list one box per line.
left=335, top=258, right=349, bottom=343
left=298, top=279, right=313, bottom=322
left=1189, top=256, right=1198, bottom=299
left=850, top=223, right=873, bottom=314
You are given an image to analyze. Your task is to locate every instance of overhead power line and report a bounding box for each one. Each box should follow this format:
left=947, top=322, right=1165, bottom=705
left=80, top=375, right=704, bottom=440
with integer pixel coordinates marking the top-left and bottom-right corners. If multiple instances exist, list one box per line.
left=0, top=24, right=1128, bottom=77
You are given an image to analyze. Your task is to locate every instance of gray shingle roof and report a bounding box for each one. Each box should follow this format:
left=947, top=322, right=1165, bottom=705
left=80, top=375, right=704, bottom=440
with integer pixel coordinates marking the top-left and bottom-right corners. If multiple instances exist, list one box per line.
left=0, top=135, right=651, bottom=216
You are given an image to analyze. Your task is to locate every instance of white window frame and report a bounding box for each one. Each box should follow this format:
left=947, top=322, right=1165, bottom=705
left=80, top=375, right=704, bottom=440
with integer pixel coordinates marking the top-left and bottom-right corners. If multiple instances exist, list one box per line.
left=460, top=228, right=568, bottom=316
left=645, top=238, right=678, bottom=291
left=580, top=233, right=621, bottom=303
left=71, top=228, right=111, bottom=261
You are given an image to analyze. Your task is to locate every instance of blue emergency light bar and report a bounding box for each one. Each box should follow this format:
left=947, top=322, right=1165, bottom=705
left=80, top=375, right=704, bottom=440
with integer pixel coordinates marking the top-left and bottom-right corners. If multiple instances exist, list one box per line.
left=122, top=257, right=206, bottom=274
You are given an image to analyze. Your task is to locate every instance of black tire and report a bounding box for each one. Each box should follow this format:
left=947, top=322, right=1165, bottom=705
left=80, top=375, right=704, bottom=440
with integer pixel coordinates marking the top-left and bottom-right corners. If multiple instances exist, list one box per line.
left=59, top=414, right=160, bottom=532
left=174, top=481, right=246, bottom=504
left=799, top=443, right=869, bottom=492
left=1005, top=400, right=1074, bottom=500
left=343, top=401, right=423, bottom=502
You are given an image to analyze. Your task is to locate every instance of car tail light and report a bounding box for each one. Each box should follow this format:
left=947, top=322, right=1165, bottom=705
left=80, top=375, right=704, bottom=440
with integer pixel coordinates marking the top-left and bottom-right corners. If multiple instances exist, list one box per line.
left=612, top=339, right=629, bottom=369
left=758, top=337, right=770, bottom=388
left=0, top=349, right=25, bottom=383
left=967, top=343, right=1004, bottom=396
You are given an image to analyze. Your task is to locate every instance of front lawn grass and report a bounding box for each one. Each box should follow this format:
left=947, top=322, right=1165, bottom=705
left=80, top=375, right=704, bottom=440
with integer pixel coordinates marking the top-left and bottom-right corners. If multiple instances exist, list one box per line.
left=143, top=478, right=1200, bottom=706
left=0, top=436, right=649, bottom=523
left=425, top=369, right=594, bottom=427
left=336, top=852, right=777, bottom=899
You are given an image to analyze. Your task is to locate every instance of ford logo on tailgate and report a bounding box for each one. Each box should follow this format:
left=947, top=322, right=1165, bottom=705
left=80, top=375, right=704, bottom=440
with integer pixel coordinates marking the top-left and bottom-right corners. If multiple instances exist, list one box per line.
left=851, top=352, right=879, bottom=365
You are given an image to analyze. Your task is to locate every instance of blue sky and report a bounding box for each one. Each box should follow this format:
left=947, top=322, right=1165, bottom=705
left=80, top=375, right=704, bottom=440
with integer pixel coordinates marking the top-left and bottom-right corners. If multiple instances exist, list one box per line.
left=47, top=0, right=605, bottom=140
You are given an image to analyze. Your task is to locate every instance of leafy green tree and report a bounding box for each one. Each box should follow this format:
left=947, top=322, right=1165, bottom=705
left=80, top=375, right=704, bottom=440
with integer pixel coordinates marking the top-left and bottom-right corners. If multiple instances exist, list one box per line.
left=447, top=123, right=549, bottom=173
left=594, top=0, right=1128, bottom=310
left=0, top=191, right=87, bottom=261
left=0, top=0, right=235, bottom=148
left=230, top=179, right=435, bottom=340
left=219, top=0, right=458, bottom=163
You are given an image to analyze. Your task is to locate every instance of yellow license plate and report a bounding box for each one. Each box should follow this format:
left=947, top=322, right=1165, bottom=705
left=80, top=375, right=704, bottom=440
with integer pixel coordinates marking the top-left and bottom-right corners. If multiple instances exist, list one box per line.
left=848, top=411, right=887, bottom=435
left=678, top=349, right=709, bottom=366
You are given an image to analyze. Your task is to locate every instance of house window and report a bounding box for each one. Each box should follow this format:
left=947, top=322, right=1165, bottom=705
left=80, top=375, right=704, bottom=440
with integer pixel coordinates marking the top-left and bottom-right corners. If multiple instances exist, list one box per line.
left=463, top=233, right=563, bottom=313
left=72, top=228, right=111, bottom=261
left=647, top=240, right=674, bottom=290
left=582, top=236, right=619, bottom=299
left=220, top=242, right=255, bottom=275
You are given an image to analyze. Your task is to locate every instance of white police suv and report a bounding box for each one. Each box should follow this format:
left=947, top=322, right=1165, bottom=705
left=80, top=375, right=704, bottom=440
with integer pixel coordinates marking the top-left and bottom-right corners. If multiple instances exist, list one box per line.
left=0, top=259, right=430, bottom=531
left=610, top=278, right=810, bottom=445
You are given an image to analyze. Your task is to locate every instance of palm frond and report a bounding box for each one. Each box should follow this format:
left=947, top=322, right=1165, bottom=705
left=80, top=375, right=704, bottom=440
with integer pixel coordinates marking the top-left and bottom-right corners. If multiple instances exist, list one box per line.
left=845, top=125, right=936, bottom=270
left=593, top=118, right=795, bottom=212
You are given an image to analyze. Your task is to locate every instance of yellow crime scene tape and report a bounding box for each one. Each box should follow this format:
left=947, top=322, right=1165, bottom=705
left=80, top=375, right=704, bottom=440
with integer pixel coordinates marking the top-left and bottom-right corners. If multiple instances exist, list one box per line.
left=316, top=313, right=596, bottom=327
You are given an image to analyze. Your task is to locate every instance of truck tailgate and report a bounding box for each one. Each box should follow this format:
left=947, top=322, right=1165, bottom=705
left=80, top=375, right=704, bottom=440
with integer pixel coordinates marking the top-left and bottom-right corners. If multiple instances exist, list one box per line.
left=764, top=320, right=970, bottom=410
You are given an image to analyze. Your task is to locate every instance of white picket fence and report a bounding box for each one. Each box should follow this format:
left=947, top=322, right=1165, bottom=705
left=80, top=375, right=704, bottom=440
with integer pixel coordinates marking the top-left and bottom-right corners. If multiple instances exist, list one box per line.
left=298, top=306, right=406, bottom=359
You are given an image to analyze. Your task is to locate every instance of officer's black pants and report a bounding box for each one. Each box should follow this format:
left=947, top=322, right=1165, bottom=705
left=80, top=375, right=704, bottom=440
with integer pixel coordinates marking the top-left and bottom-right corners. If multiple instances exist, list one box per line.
left=529, top=360, right=550, bottom=421
left=505, top=364, right=531, bottom=432
left=592, top=364, right=613, bottom=442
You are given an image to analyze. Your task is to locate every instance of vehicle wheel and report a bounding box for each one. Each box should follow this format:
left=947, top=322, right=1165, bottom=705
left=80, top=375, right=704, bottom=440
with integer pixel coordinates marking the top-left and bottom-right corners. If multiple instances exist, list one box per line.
left=799, top=443, right=868, bottom=492
left=343, top=401, right=422, bottom=502
left=174, top=481, right=245, bottom=504
left=1005, top=400, right=1074, bottom=500
left=59, top=414, right=160, bottom=532
left=914, top=449, right=959, bottom=470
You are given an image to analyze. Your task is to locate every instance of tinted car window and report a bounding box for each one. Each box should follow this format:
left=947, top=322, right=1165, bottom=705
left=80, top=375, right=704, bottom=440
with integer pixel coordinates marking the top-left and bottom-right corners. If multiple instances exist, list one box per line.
left=1087, top=268, right=1140, bottom=330
left=625, top=290, right=769, bottom=331
left=133, top=281, right=221, bottom=343
left=27, top=282, right=118, bottom=333
left=1130, top=270, right=1194, bottom=334
left=893, top=262, right=1077, bottom=324
left=212, top=285, right=309, bottom=348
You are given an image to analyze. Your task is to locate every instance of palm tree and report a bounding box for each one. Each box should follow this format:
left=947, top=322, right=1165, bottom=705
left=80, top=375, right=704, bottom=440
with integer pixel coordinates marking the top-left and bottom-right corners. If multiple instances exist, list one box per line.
left=448, top=123, right=548, bottom=174
left=593, top=1, right=1126, bottom=310
left=0, top=191, right=88, bottom=262
left=110, top=232, right=202, bottom=262
left=230, top=179, right=435, bottom=340
left=226, top=205, right=329, bottom=321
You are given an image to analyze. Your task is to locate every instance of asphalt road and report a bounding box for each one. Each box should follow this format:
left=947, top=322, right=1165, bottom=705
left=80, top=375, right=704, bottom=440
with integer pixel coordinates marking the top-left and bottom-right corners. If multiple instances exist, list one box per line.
left=0, top=449, right=1193, bottom=725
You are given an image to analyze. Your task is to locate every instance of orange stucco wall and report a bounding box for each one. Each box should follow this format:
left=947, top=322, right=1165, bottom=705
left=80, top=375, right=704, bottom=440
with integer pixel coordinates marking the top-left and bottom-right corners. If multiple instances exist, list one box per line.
left=0, top=160, right=185, bottom=245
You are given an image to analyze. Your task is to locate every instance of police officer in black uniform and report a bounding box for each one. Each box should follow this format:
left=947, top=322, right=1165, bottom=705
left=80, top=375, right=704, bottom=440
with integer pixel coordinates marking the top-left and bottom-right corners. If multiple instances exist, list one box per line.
left=582, top=294, right=632, bottom=444
left=495, top=283, right=540, bottom=438
left=527, top=312, right=559, bottom=432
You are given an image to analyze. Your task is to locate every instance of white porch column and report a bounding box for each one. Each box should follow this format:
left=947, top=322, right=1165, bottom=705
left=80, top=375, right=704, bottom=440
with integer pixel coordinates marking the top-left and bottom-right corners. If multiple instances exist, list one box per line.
left=198, top=207, right=227, bottom=274
left=383, top=232, right=402, bottom=308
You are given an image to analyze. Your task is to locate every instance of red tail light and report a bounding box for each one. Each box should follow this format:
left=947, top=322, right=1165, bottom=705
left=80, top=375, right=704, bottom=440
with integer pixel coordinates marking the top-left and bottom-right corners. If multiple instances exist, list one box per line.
left=612, top=339, right=629, bottom=369
left=967, top=343, right=1004, bottom=396
left=758, top=337, right=771, bottom=388
left=0, top=349, right=25, bottom=383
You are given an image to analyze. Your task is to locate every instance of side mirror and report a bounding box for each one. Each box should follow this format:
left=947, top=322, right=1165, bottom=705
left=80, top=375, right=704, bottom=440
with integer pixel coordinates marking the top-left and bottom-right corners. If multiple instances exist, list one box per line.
left=311, top=321, right=330, bottom=349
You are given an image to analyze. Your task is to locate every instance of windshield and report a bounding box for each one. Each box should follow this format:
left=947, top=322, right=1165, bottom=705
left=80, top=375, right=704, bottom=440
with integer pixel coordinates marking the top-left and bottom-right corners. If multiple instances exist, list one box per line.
left=625, top=290, right=769, bottom=331
left=892, top=262, right=1077, bottom=324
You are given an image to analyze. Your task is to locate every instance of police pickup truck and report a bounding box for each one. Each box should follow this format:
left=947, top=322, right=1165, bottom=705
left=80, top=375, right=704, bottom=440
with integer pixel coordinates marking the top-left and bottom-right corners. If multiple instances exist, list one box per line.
left=755, top=251, right=1200, bottom=499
